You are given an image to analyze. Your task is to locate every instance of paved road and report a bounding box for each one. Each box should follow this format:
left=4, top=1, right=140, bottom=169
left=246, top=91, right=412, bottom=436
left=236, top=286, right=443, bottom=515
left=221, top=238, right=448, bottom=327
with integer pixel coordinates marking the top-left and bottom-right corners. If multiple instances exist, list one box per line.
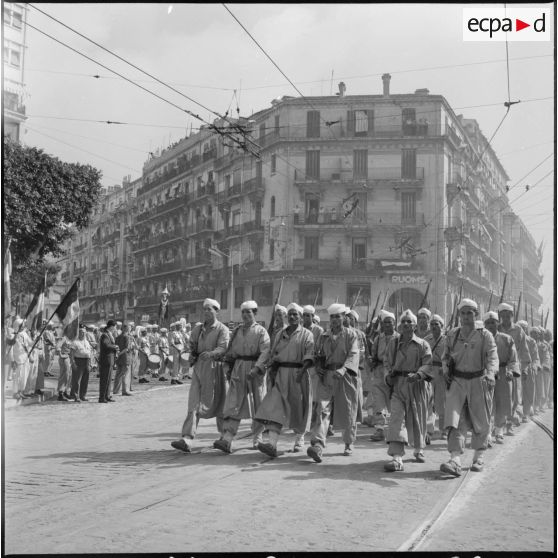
left=3, top=381, right=554, bottom=554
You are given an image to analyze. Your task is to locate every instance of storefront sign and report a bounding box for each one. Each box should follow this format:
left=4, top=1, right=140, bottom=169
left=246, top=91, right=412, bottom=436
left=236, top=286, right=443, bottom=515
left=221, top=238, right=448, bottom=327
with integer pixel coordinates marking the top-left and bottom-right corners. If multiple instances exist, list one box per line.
left=390, top=274, right=428, bottom=284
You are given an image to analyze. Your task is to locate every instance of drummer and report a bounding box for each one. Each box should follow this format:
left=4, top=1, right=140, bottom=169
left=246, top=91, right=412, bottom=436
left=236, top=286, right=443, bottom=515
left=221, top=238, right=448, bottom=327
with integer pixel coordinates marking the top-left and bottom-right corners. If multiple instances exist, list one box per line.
left=170, top=322, right=184, bottom=385
left=158, top=328, right=170, bottom=381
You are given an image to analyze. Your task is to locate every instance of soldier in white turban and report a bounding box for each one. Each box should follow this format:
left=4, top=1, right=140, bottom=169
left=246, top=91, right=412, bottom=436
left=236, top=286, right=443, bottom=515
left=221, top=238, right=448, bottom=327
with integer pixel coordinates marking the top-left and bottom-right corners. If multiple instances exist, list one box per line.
left=440, top=299, right=498, bottom=476
left=7, top=318, right=32, bottom=400
left=214, top=301, right=270, bottom=453
left=171, top=298, right=230, bottom=453
left=367, top=310, right=396, bottom=439
left=271, top=304, right=288, bottom=340
left=498, top=302, right=531, bottom=429
left=255, top=302, right=314, bottom=456
left=307, top=303, right=360, bottom=462
left=483, top=311, right=519, bottom=442
left=516, top=320, right=539, bottom=422
left=346, top=308, right=366, bottom=429
left=416, top=308, right=432, bottom=339
left=383, top=309, right=433, bottom=472
left=423, top=314, right=447, bottom=440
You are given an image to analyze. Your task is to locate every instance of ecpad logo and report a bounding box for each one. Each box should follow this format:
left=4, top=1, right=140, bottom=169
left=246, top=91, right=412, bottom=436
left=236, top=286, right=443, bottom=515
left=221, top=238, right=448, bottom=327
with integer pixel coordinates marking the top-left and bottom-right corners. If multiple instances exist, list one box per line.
left=463, top=8, right=550, bottom=41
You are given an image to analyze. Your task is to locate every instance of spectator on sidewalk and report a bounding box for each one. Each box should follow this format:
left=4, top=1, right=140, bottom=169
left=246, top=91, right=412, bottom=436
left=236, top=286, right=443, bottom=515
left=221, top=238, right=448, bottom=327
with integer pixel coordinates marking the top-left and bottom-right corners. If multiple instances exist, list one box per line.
left=99, top=320, right=119, bottom=403
left=7, top=318, right=32, bottom=400
left=56, top=332, right=74, bottom=401
left=114, top=324, right=134, bottom=396
left=137, top=328, right=151, bottom=383
left=70, top=324, right=94, bottom=402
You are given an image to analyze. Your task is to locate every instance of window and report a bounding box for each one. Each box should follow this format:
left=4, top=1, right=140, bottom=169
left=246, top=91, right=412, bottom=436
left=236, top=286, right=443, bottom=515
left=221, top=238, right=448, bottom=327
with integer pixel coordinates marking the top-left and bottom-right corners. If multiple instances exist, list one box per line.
left=252, top=283, right=273, bottom=306
left=225, top=174, right=231, bottom=188
left=234, top=286, right=244, bottom=308
left=347, top=283, right=371, bottom=307
left=271, top=154, right=277, bottom=174
left=4, top=6, right=22, bottom=29
left=259, top=123, right=266, bottom=138
left=299, top=282, right=322, bottom=305
left=305, top=150, right=320, bottom=181
left=306, top=110, right=320, bottom=138
left=354, top=110, right=368, bottom=136
left=402, top=108, right=417, bottom=135
left=347, top=110, right=374, bottom=137
left=255, top=201, right=262, bottom=226
left=352, top=239, right=366, bottom=267
left=3, top=42, right=21, bottom=67
left=401, top=149, right=417, bottom=179
left=401, top=192, right=417, bottom=224
left=233, top=169, right=241, bottom=186
left=269, top=239, right=275, bottom=260
left=270, top=196, right=276, bottom=217
left=274, top=115, right=280, bottom=135
left=304, top=236, right=319, bottom=259
left=353, top=149, right=368, bottom=179
left=305, top=195, right=319, bottom=223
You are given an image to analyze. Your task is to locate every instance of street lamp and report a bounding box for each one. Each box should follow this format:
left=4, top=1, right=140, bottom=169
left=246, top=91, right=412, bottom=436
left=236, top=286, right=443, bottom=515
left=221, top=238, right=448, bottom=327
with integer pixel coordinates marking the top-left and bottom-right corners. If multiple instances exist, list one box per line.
left=209, top=246, right=234, bottom=321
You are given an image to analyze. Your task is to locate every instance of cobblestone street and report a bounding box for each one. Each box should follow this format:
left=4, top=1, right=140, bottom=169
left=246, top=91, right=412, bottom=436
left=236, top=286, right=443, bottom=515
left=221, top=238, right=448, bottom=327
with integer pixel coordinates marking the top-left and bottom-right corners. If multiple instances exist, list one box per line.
left=4, top=381, right=554, bottom=554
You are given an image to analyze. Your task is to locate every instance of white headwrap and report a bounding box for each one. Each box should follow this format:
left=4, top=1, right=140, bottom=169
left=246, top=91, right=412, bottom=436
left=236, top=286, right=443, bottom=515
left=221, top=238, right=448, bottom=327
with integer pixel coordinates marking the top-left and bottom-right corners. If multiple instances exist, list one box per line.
left=287, top=302, right=303, bottom=314
left=417, top=308, right=432, bottom=318
left=483, top=311, right=499, bottom=322
left=379, top=310, right=395, bottom=322
left=275, top=304, right=287, bottom=314
left=399, top=309, right=417, bottom=325
left=348, top=309, right=359, bottom=321
left=313, top=315, right=321, bottom=323
left=240, top=300, right=258, bottom=311
left=458, top=298, right=478, bottom=312
left=203, top=298, right=220, bottom=311
left=302, top=305, right=315, bottom=315
left=430, top=314, right=445, bottom=326
left=497, top=302, right=514, bottom=313
left=327, top=303, right=346, bottom=316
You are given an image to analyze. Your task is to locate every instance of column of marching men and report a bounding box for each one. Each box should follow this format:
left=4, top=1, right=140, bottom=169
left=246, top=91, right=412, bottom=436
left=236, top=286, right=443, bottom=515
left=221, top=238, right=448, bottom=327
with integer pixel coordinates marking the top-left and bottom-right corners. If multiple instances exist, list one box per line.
left=170, top=296, right=554, bottom=475
left=3, top=316, right=193, bottom=403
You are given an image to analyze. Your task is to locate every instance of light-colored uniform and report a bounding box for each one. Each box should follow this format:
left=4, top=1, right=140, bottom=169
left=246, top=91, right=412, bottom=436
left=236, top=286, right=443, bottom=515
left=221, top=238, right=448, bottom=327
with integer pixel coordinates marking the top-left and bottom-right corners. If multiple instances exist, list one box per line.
left=9, top=330, right=31, bottom=395
left=351, top=326, right=367, bottom=424
left=255, top=324, right=314, bottom=436
left=138, top=335, right=150, bottom=379
left=25, top=331, right=42, bottom=394
left=169, top=329, right=183, bottom=380
left=367, top=332, right=397, bottom=427
left=523, top=334, right=540, bottom=417
left=384, top=334, right=433, bottom=455
left=305, top=322, right=324, bottom=397
left=181, top=320, right=230, bottom=438
left=309, top=327, right=360, bottom=447
left=492, top=332, right=519, bottom=430
left=222, top=322, right=270, bottom=443
left=498, top=323, right=531, bottom=419
left=424, top=331, right=446, bottom=432
left=442, top=326, right=498, bottom=453
left=536, top=340, right=551, bottom=409
left=56, top=336, right=74, bottom=394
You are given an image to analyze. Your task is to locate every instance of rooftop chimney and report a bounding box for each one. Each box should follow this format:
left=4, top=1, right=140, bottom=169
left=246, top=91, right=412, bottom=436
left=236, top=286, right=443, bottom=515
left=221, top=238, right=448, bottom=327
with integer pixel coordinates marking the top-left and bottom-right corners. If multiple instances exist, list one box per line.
left=382, top=73, right=391, bottom=97
left=338, top=81, right=346, bottom=98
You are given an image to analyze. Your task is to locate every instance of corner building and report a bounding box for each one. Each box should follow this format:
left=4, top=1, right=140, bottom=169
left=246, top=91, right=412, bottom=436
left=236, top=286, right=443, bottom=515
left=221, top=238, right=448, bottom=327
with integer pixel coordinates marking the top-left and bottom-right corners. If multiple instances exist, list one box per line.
left=131, top=76, right=542, bottom=326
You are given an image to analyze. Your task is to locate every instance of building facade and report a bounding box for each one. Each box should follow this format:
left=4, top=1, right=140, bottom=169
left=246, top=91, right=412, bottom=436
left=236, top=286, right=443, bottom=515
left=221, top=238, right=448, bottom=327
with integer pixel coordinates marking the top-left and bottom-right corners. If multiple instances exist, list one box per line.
left=3, top=2, right=28, bottom=141
left=59, top=77, right=544, bottom=328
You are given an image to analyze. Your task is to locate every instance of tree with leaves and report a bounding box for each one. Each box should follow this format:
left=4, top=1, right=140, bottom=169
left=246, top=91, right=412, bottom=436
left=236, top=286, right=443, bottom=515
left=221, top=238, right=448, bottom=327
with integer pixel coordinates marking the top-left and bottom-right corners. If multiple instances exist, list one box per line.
left=3, top=138, right=103, bottom=306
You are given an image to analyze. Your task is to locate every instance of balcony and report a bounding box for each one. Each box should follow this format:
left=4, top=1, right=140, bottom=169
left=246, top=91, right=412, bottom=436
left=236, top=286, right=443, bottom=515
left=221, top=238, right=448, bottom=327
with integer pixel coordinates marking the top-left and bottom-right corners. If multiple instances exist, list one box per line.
left=258, top=131, right=281, bottom=149
left=369, top=167, right=425, bottom=182
left=225, top=224, right=242, bottom=239
left=293, top=258, right=338, bottom=271
left=202, top=147, right=217, bottom=162
left=183, top=256, right=211, bottom=269
left=187, top=218, right=214, bottom=236
left=227, top=183, right=242, bottom=199
left=401, top=121, right=429, bottom=136
left=242, top=220, right=264, bottom=235
left=194, top=180, right=216, bottom=200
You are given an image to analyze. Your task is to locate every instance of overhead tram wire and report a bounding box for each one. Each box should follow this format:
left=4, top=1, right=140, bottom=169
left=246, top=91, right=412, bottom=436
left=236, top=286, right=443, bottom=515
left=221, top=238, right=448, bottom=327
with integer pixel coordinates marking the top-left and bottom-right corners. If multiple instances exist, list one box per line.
left=24, top=19, right=260, bottom=159
left=27, top=4, right=263, bottom=158
left=508, top=169, right=554, bottom=206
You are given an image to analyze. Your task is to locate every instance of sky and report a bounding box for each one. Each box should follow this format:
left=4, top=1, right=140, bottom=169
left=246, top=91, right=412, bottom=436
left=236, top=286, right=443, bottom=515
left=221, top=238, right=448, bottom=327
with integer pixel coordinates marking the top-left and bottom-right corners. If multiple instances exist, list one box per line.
left=20, top=2, right=555, bottom=321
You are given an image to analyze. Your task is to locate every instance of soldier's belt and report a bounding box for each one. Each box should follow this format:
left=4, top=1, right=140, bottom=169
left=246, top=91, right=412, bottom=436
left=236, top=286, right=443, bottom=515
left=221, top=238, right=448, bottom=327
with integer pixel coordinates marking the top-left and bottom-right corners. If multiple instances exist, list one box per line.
left=498, top=362, right=508, bottom=368
left=236, top=355, right=260, bottom=361
left=453, top=369, right=484, bottom=379
left=432, top=362, right=442, bottom=368
left=392, top=370, right=412, bottom=377
left=276, top=362, right=303, bottom=368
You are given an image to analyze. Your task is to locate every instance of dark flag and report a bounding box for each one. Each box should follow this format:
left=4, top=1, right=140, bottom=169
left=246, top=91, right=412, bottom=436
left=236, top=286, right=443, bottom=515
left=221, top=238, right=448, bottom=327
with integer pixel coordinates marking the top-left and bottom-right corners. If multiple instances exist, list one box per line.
left=25, top=274, right=46, bottom=332
left=55, top=278, right=80, bottom=340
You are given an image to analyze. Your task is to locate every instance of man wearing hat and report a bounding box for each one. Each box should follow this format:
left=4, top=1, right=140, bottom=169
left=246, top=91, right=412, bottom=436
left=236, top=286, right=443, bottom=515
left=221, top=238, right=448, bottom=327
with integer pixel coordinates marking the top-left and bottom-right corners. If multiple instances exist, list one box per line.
left=114, top=324, right=134, bottom=396
left=171, top=299, right=229, bottom=453
left=533, top=327, right=551, bottom=412
left=271, top=305, right=288, bottom=340
left=98, top=320, right=120, bottom=403
left=498, top=303, right=531, bottom=428
left=383, top=309, right=433, bottom=472
left=517, top=320, right=539, bottom=421
left=416, top=308, right=432, bottom=339
left=483, top=311, right=519, bottom=442
left=307, top=303, right=359, bottom=462
left=424, top=314, right=446, bottom=440
left=367, top=310, right=397, bottom=440
left=346, top=308, right=367, bottom=429
left=214, top=300, right=270, bottom=453
left=440, top=299, right=498, bottom=476
left=137, top=327, right=151, bottom=383
left=255, top=302, right=314, bottom=456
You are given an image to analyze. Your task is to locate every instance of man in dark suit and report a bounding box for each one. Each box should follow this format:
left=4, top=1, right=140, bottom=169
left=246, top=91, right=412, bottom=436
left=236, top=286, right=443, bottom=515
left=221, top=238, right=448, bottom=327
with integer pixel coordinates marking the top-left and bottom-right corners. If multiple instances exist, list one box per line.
left=99, top=320, right=119, bottom=403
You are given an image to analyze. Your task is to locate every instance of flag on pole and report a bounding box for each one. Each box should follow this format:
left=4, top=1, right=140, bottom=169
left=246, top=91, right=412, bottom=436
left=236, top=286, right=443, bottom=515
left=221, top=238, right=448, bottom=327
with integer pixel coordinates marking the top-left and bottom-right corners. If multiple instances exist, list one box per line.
left=24, top=274, right=46, bottom=332
left=55, top=278, right=80, bottom=339
left=3, top=239, right=12, bottom=322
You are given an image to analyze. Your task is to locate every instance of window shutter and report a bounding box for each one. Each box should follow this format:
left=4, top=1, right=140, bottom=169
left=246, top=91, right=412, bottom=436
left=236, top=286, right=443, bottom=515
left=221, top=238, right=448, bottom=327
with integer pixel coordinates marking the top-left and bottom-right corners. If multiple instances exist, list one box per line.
left=367, top=110, right=375, bottom=135
left=347, top=110, right=355, bottom=136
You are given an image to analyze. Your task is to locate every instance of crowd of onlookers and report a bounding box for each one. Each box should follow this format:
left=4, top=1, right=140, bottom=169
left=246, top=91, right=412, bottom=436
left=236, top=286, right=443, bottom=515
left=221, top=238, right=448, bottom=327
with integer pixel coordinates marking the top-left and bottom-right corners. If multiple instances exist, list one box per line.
left=3, top=317, right=194, bottom=403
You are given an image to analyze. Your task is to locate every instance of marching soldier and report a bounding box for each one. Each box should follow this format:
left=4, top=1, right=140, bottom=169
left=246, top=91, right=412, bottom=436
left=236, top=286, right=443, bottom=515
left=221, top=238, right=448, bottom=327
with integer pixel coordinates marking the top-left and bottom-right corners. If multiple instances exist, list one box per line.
left=517, top=320, right=540, bottom=421
left=214, top=300, right=270, bottom=453
left=171, top=299, right=229, bottom=453
left=255, top=303, right=314, bottom=457
left=483, top=311, right=519, bottom=443
left=440, top=299, right=498, bottom=476
left=415, top=308, right=432, bottom=339
left=302, top=304, right=324, bottom=410
left=497, top=303, right=531, bottom=428
left=367, top=310, right=397, bottom=441
left=424, top=314, right=447, bottom=439
left=383, top=309, right=433, bottom=472
left=534, top=327, right=551, bottom=412
left=307, top=303, right=359, bottom=462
